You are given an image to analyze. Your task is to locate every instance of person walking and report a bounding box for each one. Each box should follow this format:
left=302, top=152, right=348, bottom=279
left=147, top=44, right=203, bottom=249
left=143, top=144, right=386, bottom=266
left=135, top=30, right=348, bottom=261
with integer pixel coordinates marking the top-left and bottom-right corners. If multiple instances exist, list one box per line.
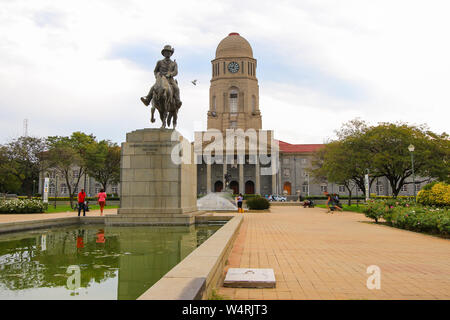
left=324, top=191, right=334, bottom=213
left=96, top=189, right=107, bottom=216
left=237, top=193, right=244, bottom=213
left=77, top=188, right=87, bottom=217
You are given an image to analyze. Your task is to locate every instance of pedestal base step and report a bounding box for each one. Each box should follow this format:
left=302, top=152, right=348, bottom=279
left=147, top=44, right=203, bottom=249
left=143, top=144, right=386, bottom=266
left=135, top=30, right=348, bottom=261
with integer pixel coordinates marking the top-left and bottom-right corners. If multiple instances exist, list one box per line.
left=105, top=213, right=196, bottom=226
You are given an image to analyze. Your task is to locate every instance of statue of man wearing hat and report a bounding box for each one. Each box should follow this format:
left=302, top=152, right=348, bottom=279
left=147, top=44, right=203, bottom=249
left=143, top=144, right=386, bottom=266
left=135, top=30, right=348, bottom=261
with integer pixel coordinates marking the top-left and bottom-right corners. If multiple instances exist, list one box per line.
left=140, top=45, right=182, bottom=115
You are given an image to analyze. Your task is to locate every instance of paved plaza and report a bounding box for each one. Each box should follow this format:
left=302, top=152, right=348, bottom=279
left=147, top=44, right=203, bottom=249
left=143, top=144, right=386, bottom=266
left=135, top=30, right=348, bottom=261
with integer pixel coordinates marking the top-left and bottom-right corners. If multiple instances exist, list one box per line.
left=217, top=206, right=450, bottom=300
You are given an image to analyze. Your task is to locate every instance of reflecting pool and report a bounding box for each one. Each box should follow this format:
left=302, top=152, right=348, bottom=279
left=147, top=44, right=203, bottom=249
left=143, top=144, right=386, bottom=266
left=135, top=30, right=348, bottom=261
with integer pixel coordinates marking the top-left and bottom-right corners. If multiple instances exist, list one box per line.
left=0, top=224, right=223, bottom=300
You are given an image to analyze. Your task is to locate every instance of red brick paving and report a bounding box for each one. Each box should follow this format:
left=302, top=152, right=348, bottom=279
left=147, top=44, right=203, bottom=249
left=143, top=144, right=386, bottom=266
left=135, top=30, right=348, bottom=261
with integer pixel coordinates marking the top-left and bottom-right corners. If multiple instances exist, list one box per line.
left=217, top=207, right=450, bottom=300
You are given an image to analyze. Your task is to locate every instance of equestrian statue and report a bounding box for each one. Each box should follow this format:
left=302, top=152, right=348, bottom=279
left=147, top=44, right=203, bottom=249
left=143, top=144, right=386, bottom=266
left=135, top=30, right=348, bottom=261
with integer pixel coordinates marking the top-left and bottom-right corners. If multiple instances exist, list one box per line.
left=140, top=45, right=182, bottom=128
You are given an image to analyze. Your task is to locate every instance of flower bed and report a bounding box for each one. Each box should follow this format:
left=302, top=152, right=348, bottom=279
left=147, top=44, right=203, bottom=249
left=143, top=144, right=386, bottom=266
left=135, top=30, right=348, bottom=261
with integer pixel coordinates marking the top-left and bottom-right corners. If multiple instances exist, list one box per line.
left=363, top=198, right=449, bottom=236
left=0, top=199, right=48, bottom=213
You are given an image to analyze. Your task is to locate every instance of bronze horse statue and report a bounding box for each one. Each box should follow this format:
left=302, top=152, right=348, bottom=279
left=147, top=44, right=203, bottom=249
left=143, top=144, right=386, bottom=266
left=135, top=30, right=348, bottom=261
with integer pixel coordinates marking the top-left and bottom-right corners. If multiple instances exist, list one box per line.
left=150, top=74, right=178, bottom=128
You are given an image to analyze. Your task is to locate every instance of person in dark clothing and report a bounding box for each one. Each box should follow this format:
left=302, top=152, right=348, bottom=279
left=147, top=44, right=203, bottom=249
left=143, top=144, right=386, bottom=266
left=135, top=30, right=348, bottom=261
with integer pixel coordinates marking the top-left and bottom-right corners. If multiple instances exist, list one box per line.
left=333, top=193, right=343, bottom=211
left=237, top=193, right=243, bottom=213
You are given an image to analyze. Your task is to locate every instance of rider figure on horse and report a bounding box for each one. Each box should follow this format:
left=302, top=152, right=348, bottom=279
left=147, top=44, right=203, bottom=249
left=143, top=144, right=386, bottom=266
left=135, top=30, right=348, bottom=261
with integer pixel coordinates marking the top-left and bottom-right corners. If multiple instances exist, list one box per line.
left=140, top=45, right=182, bottom=114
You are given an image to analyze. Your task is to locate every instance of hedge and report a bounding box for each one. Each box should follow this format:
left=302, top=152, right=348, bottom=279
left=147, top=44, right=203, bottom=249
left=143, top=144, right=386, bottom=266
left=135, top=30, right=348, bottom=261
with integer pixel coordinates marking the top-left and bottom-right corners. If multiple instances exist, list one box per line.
left=0, top=199, right=48, bottom=213
left=246, top=196, right=270, bottom=210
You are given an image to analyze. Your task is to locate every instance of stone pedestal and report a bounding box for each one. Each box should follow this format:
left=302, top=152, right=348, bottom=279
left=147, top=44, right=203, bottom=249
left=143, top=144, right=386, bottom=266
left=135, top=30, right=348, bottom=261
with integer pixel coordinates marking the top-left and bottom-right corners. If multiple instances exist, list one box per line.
left=114, top=128, right=198, bottom=225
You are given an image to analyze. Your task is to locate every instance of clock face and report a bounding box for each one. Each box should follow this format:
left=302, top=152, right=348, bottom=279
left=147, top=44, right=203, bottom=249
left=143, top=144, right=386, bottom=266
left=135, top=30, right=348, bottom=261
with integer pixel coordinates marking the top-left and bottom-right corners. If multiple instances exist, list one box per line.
left=228, top=62, right=239, bottom=73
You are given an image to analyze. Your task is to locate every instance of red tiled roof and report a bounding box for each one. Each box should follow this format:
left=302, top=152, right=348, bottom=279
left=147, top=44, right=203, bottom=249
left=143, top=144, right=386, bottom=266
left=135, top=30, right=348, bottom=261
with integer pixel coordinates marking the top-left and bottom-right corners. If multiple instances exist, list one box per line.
left=277, top=140, right=324, bottom=153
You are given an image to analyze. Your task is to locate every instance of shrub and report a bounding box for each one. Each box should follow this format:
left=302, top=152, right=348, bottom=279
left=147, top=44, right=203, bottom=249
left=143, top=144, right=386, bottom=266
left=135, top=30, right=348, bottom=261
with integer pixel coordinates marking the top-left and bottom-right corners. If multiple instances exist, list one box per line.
left=363, top=200, right=393, bottom=223
left=246, top=197, right=270, bottom=210
left=0, top=199, right=48, bottom=213
left=417, top=182, right=450, bottom=207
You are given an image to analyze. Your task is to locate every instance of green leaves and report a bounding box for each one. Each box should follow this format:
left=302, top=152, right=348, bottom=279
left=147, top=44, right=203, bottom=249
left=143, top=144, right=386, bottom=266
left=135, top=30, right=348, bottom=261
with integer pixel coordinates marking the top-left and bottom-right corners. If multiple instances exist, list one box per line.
left=312, top=119, right=449, bottom=197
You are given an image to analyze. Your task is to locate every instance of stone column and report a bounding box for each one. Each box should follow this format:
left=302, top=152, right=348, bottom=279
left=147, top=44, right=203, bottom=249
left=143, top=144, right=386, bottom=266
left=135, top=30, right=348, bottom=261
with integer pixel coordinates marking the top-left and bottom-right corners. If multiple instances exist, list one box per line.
left=223, top=161, right=227, bottom=188
left=206, top=163, right=211, bottom=193
left=255, top=155, right=260, bottom=195
left=239, top=163, right=244, bottom=194
left=272, top=162, right=277, bottom=195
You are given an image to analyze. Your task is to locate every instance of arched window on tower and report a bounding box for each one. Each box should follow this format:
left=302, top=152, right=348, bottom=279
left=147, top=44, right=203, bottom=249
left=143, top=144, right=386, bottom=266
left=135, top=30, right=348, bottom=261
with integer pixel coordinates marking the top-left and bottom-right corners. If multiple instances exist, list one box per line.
left=229, top=88, right=238, bottom=114
left=252, top=95, right=256, bottom=113
left=212, top=96, right=216, bottom=112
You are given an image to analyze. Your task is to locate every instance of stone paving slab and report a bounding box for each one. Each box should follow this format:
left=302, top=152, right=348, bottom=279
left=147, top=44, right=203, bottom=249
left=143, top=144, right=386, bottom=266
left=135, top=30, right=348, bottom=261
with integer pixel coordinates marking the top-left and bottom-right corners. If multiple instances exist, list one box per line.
left=224, top=268, right=276, bottom=288
left=217, top=206, right=450, bottom=300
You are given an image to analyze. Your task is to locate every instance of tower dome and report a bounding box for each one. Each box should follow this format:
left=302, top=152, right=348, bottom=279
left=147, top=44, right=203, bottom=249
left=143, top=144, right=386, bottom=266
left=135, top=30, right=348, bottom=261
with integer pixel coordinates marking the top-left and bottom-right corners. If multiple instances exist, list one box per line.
left=215, top=33, right=253, bottom=59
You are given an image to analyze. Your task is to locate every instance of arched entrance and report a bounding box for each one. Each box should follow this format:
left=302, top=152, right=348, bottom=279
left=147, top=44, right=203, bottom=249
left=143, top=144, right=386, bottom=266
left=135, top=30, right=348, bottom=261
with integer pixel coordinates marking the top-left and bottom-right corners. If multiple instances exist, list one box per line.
left=283, top=182, right=292, bottom=195
left=229, top=181, right=239, bottom=194
left=245, top=181, right=255, bottom=194
left=214, top=181, right=223, bottom=192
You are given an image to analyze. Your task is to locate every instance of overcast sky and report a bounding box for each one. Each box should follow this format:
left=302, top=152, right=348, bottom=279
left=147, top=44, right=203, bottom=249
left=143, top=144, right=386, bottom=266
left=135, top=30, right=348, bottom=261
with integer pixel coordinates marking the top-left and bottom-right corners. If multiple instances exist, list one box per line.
left=1, top=0, right=449, bottom=145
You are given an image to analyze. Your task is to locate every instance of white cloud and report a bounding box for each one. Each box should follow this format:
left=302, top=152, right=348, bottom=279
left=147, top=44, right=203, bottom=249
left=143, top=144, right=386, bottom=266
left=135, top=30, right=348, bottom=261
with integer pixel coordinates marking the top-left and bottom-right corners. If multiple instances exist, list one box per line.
left=0, top=0, right=449, bottom=145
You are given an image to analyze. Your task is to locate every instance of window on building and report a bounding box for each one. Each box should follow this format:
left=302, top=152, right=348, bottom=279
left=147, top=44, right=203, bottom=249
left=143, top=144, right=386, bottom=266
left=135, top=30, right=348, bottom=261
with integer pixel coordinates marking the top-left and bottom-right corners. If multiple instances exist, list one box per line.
left=376, top=184, right=384, bottom=193
left=338, top=185, right=345, bottom=192
left=252, top=95, right=256, bottom=112
left=283, top=168, right=290, bottom=177
left=49, top=185, right=55, bottom=195
left=60, top=184, right=67, bottom=194
left=415, top=183, right=421, bottom=192
left=73, top=170, right=79, bottom=178
left=48, top=171, right=56, bottom=179
left=212, top=96, right=216, bottom=111
left=320, top=185, right=328, bottom=192
left=230, top=121, right=237, bottom=128
left=283, top=158, right=289, bottom=165
left=95, top=184, right=102, bottom=194
left=112, top=185, right=118, bottom=194
left=302, top=183, right=309, bottom=194
left=401, top=185, right=407, bottom=192
left=229, top=89, right=238, bottom=113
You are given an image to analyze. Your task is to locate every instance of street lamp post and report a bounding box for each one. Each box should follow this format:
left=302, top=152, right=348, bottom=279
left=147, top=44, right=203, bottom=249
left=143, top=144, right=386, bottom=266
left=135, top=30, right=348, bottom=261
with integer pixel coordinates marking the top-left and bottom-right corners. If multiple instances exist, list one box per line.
left=408, top=144, right=416, bottom=201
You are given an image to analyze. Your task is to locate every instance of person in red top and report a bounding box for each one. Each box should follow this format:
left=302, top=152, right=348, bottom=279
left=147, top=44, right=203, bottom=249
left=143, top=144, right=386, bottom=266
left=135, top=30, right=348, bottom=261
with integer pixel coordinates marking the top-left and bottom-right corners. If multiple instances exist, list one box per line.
left=96, top=189, right=107, bottom=216
left=77, top=189, right=87, bottom=217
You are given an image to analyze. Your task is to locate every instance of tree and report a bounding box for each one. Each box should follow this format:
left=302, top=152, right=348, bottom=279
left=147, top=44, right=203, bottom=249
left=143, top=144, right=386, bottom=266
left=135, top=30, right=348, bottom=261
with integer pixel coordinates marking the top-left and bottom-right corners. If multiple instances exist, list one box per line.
left=46, top=132, right=96, bottom=208
left=311, top=141, right=356, bottom=205
left=2, top=136, right=47, bottom=196
left=312, top=119, right=448, bottom=199
left=85, top=140, right=120, bottom=193
left=365, top=123, right=447, bottom=197
left=0, top=146, right=22, bottom=194
left=310, top=119, right=381, bottom=203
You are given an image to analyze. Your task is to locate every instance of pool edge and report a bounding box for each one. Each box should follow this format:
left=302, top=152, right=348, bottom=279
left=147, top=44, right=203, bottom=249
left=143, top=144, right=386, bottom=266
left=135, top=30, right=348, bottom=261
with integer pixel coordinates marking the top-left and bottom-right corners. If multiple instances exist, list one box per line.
left=137, top=215, right=243, bottom=300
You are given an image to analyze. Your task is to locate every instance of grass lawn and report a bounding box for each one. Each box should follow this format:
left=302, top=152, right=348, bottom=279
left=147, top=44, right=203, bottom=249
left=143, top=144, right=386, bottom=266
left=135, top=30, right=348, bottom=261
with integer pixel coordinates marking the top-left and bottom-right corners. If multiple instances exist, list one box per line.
left=45, top=204, right=119, bottom=213
left=316, top=204, right=366, bottom=213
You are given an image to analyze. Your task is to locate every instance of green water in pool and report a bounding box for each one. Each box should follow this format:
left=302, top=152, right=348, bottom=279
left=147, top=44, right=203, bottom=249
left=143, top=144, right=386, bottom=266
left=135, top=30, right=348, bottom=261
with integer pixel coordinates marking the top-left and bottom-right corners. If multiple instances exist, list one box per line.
left=0, top=223, right=223, bottom=300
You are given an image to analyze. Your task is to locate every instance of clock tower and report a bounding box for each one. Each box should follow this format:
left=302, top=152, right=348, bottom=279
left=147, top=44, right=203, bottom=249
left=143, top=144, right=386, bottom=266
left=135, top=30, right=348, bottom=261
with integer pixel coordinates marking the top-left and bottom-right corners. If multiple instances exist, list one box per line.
left=207, top=33, right=262, bottom=132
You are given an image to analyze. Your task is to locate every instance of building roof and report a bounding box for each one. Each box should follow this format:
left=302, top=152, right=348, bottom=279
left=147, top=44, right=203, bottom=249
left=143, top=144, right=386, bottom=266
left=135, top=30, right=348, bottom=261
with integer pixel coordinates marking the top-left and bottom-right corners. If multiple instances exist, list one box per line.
left=215, top=33, right=253, bottom=59
left=277, top=140, right=323, bottom=153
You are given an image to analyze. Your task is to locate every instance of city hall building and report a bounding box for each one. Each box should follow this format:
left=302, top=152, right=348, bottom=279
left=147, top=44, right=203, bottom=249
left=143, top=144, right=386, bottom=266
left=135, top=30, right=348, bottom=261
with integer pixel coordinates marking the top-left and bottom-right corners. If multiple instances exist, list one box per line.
left=195, top=32, right=341, bottom=198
